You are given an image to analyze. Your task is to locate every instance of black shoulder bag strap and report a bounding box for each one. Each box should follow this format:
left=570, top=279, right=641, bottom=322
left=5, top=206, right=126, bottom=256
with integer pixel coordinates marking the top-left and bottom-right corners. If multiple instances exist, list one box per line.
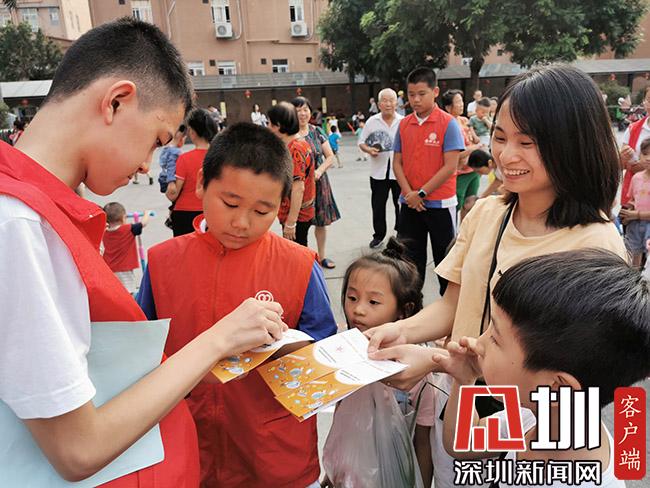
left=480, top=203, right=514, bottom=335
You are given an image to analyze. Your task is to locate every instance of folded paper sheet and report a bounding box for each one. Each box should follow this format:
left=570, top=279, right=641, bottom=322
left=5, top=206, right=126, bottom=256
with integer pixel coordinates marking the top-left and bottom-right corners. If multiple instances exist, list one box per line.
left=0, top=320, right=169, bottom=487
left=211, top=328, right=314, bottom=382
left=258, top=328, right=407, bottom=420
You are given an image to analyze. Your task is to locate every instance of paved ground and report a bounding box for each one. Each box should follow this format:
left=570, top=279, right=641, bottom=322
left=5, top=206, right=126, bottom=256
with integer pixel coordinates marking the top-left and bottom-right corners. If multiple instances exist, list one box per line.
left=87, top=133, right=649, bottom=487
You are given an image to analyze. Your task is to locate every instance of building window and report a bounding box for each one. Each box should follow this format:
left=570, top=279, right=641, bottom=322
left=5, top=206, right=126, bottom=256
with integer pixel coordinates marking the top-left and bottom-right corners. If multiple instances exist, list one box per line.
left=209, top=59, right=216, bottom=66
left=119, top=0, right=125, bottom=4
left=132, top=0, right=153, bottom=23
left=218, top=61, right=236, bottom=75
left=497, top=49, right=504, bottom=57
left=187, top=62, right=205, bottom=76
left=49, top=8, right=59, bottom=26
left=289, top=0, right=304, bottom=22
left=20, top=8, right=39, bottom=32
left=211, top=0, right=230, bottom=23
left=272, top=59, right=289, bottom=73
left=306, top=56, right=312, bottom=63
left=0, top=11, right=12, bottom=27
left=261, top=58, right=267, bottom=65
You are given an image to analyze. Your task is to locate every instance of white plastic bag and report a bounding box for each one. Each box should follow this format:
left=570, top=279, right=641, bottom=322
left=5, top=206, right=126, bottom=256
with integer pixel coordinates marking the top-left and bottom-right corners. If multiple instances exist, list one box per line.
left=322, top=382, right=424, bottom=488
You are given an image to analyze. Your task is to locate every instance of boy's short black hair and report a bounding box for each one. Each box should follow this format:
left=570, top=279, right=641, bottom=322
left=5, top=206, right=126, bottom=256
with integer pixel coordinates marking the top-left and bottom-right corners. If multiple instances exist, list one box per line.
left=267, top=102, right=299, bottom=136
left=477, top=97, right=491, bottom=108
left=496, top=65, right=619, bottom=228
left=493, top=249, right=650, bottom=407
left=186, top=108, right=218, bottom=142
left=45, top=17, right=193, bottom=114
left=467, top=149, right=492, bottom=168
left=440, top=89, right=463, bottom=111
left=407, top=67, right=437, bottom=89
left=640, top=138, right=650, bottom=155
left=202, top=122, right=292, bottom=199
left=103, top=202, right=126, bottom=224
left=330, top=125, right=338, bottom=133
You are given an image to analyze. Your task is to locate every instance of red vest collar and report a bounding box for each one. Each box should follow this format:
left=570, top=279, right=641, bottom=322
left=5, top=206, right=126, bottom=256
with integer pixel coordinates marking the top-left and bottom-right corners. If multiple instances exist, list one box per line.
left=0, top=142, right=105, bottom=248
left=406, top=106, right=441, bottom=125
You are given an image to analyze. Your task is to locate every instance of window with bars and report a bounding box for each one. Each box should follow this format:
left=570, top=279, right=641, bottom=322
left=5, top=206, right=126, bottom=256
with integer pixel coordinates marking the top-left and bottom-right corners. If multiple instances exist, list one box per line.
left=272, top=59, right=289, bottom=73
left=289, top=0, right=304, bottom=22
left=49, top=8, right=59, bottom=25
left=132, top=0, right=153, bottom=23
left=187, top=62, right=206, bottom=76
left=20, top=8, right=39, bottom=32
left=218, top=61, right=237, bottom=75
left=211, top=0, right=230, bottom=23
left=0, top=11, right=12, bottom=27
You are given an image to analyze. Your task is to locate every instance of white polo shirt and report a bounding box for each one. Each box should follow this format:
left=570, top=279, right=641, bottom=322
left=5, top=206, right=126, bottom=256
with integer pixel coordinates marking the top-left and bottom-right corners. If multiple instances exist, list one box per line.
left=359, top=112, right=403, bottom=180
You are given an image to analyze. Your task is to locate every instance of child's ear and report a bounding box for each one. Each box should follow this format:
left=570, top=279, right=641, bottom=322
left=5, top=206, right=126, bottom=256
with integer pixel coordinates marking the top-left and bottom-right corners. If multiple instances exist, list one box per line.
left=195, top=169, right=205, bottom=199
left=101, top=80, right=137, bottom=125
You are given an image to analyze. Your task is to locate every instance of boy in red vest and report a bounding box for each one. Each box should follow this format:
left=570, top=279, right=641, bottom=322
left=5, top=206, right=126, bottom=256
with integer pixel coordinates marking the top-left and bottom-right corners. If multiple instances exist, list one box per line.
left=102, top=202, right=149, bottom=294
left=0, top=18, right=286, bottom=486
left=137, top=122, right=338, bottom=488
left=393, top=67, right=465, bottom=295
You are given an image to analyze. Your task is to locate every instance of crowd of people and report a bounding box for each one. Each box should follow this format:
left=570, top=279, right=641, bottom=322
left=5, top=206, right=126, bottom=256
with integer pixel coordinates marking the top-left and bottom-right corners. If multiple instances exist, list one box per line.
left=0, top=17, right=649, bottom=488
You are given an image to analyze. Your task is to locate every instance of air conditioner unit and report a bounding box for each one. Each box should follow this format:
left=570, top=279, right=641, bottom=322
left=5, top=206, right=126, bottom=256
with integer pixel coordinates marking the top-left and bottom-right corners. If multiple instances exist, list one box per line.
left=291, top=21, right=308, bottom=37
left=215, top=22, right=233, bottom=38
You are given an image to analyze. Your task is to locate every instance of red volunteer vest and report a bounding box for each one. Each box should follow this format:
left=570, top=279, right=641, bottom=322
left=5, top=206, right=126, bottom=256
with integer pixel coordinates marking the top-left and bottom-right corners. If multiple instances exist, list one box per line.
left=623, top=116, right=648, bottom=205
left=103, top=224, right=139, bottom=272
left=0, top=142, right=200, bottom=488
left=148, top=223, right=320, bottom=488
left=398, top=107, right=456, bottom=200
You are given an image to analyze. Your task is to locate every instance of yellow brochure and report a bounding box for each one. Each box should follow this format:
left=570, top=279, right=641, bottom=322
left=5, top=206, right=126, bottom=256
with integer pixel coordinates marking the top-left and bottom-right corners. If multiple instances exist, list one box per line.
left=258, top=328, right=407, bottom=419
left=211, top=328, right=313, bottom=383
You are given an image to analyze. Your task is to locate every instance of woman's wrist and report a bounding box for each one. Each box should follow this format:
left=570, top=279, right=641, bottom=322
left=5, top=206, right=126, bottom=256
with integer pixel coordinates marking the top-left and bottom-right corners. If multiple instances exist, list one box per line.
left=284, top=221, right=297, bottom=229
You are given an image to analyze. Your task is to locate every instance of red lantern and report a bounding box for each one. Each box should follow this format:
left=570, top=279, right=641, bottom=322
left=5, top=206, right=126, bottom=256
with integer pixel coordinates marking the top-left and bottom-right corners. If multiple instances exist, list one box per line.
left=296, top=87, right=303, bottom=96
left=21, top=99, right=29, bottom=106
left=645, top=72, right=649, bottom=80
left=484, top=79, right=491, bottom=85
left=244, top=89, right=252, bottom=99
left=440, top=81, right=447, bottom=88
left=609, top=73, right=616, bottom=81
left=345, top=85, right=351, bottom=93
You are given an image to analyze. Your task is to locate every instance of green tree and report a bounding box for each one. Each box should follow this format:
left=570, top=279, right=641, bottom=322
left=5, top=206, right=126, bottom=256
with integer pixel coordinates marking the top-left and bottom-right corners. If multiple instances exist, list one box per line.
left=321, top=0, right=648, bottom=92
left=360, top=0, right=451, bottom=84
left=0, top=22, right=63, bottom=80
left=503, top=0, right=648, bottom=67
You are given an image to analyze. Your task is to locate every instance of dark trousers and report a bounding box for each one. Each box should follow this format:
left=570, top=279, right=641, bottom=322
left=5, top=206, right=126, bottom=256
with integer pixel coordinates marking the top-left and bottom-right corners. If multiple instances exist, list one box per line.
left=171, top=210, right=202, bottom=237
left=295, top=221, right=312, bottom=247
left=282, top=221, right=312, bottom=247
left=370, top=177, right=401, bottom=240
left=397, top=205, right=455, bottom=296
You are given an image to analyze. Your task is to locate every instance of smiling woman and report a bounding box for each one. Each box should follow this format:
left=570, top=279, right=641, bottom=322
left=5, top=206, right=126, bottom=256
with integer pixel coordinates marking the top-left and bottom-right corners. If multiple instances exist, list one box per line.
left=364, top=64, right=627, bottom=488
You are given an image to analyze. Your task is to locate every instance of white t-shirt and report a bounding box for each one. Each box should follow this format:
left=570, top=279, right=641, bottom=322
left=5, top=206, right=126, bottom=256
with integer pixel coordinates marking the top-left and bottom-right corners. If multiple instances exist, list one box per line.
left=492, top=410, right=624, bottom=488
left=359, top=112, right=403, bottom=180
left=467, top=100, right=478, bottom=115
left=622, top=118, right=650, bottom=157
left=0, top=195, right=95, bottom=419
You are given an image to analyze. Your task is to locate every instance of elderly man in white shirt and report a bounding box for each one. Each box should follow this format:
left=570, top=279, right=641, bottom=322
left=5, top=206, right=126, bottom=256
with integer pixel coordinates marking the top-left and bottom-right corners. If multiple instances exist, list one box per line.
left=359, top=88, right=403, bottom=248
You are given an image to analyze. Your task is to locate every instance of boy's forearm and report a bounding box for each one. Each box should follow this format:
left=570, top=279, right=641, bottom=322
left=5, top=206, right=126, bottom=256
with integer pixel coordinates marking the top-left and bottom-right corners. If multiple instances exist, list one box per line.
left=393, top=153, right=411, bottom=193
left=420, top=152, right=459, bottom=195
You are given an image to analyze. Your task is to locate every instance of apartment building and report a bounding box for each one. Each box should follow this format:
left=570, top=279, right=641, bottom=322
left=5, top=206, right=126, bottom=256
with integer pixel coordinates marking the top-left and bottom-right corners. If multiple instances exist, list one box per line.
left=0, top=0, right=92, bottom=42
left=88, top=0, right=329, bottom=76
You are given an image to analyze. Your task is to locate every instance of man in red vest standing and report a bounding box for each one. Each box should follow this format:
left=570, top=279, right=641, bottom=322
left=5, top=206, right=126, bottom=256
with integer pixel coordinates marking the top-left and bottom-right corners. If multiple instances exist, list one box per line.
left=0, top=18, right=285, bottom=487
left=393, top=67, right=465, bottom=296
